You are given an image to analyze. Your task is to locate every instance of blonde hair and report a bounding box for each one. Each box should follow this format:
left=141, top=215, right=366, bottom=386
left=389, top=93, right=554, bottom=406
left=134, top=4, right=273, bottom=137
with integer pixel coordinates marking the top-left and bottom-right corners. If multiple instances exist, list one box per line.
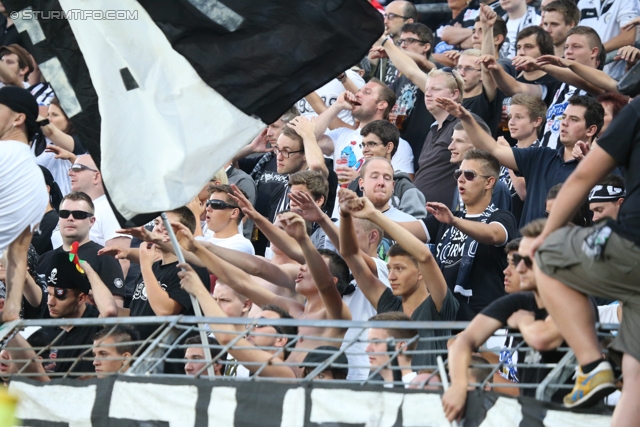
left=460, top=48, right=481, bottom=58
left=427, top=68, right=464, bottom=102
left=211, top=168, right=228, bottom=186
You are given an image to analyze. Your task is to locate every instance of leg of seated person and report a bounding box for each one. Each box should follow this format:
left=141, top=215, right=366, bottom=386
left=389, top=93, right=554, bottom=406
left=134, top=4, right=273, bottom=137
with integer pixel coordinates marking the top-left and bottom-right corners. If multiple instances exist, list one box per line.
left=611, top=354, right=640, bottom=427
left=535, top=264, right=602, bottom=365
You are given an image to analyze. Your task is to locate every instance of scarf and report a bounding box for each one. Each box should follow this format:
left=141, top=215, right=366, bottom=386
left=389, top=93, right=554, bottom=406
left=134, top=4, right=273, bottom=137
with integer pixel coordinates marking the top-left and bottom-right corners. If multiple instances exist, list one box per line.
left=436, top=203, right=498, bottom=297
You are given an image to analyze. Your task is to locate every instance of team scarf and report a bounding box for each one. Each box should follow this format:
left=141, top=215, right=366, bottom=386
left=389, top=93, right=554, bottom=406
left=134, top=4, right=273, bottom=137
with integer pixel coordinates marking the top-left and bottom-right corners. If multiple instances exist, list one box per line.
left=436, top=203, right=499, bottom=298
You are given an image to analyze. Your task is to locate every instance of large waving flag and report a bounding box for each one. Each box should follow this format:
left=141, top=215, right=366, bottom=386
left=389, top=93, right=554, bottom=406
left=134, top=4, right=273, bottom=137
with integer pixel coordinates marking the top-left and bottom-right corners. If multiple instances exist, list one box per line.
left=6, top=0, right=383, bottom=226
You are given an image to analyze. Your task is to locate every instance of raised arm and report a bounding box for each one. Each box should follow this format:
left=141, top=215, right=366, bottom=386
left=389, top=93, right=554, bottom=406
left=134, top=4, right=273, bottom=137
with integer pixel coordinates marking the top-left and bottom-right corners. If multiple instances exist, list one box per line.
left=81, top=261, right=118, bottom=318
left=304, top=92, right=355, bottom=130
left=436, top=97, right=518, bottom=170
left=338, top=198, right=388, bottom=308
left=138, top=243, right=184, bottom=316
left=178, top=263, right=296, bottom=378
left=381, top=39, right=428, bottom=92
left=527, top=56, right=605, bottom=96
left=478, top=55, right=543, bottom=98
left=351, top=197, right=447, bottom=311
left=281, top=212, right=351, bottom=321
left=288, top=116, right=328, bottom=177
left=537, top=55, right=617, bottom=93
left=232, top=128, right=271, bottom=163
left=173, top=222, right=304, bottom=316
left=39, top=122, right=77, bottom=152
left=478, top=5, right=498, bottom=101
left=227, top=184, right=306, bottom=265
left=199, top=241, right=297, bottom=291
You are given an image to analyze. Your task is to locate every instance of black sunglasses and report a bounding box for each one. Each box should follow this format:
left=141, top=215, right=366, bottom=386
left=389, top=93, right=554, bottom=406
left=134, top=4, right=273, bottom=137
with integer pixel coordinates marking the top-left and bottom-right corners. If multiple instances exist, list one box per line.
left=454, top=169, right=491, bottom=181
left=59, top=210, right=93, bottom=220
left=512, top=253, right=533, bottom=269
left=206, top=199, right=238, bottom=210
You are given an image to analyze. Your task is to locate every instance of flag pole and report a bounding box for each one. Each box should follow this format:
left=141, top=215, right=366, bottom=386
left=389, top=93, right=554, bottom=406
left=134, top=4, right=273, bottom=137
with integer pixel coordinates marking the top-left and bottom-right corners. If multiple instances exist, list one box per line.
left=161, top=212, right=215, bottom=378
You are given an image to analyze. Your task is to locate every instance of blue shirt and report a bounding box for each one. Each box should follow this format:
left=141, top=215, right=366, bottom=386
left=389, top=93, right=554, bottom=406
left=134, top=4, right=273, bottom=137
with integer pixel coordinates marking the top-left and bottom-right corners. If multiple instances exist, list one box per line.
left=512, top=146, right=578, bottom=228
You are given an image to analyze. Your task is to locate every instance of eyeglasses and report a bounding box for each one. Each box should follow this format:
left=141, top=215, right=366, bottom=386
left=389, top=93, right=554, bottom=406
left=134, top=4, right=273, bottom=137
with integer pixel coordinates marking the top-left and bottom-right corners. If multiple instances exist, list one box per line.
left=397, top=38, right=425, bottom=46
left=59, top=210, right=93, bottom=220
left=512, top=253, right=533, bottom=269
left=453, top=169, right=491, bottom=181
left=206, top=199, right=238, bottom=210
left=383, top=12, right=408, bottom=20
left=69, top=163, right=97, bottom=173
left=454, top=65, right=481, bottom=73
left=359, top=141, right=385, bottom=149
left=273, top=147, right=304, bottom=158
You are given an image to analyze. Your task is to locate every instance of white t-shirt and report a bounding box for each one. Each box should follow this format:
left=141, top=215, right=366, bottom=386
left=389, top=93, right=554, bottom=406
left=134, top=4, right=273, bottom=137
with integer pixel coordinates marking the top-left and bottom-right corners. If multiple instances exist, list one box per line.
left=342, top=257, right=390, bottom=380
left=577, top=0, right=640, bottom=79
left=325, top=126, right=414, bottom=175
left=196, top=233, right=255, bottom=255
left=296, top=69, right=365, bottom=125
left=33, top=139, right=73, bottom=196
left=90, top=195, right=131, bottom=246
left=0, top=141, right=48, bottom=253
left=325, top=127, right=415, bottom=218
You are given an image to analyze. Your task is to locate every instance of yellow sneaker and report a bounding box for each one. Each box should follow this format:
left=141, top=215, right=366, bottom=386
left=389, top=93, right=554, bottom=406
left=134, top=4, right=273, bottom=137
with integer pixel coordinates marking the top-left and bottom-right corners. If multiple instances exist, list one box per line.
left=563, top=361, right=617, bottom=408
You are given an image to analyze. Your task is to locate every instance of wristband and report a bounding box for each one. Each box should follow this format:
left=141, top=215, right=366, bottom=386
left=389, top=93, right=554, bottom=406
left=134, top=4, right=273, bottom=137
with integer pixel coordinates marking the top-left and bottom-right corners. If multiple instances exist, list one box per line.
left=381, top=35, right=392, bottom=47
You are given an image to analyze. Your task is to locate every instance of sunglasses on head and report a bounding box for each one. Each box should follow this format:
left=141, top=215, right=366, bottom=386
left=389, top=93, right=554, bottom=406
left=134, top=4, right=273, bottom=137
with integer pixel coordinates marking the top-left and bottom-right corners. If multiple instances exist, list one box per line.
left=512, top=253, right=533, bottom=269
left=69, top=163, right=97, bottom=173
left=453, top=169, right=491, bottom=181
left=206, top=199, right=238, bottom=210
left=59, top=210, right=93, bottom=220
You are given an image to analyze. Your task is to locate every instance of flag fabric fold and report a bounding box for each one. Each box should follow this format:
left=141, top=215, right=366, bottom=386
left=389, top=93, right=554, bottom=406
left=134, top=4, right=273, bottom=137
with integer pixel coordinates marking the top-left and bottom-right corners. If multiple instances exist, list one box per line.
left=5, top=0, right=383, bottom=226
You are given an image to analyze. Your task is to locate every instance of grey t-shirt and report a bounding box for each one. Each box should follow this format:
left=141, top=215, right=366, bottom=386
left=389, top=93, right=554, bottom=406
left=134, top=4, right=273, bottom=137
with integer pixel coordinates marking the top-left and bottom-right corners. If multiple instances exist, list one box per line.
left=377, top=287, right=459, bottom=369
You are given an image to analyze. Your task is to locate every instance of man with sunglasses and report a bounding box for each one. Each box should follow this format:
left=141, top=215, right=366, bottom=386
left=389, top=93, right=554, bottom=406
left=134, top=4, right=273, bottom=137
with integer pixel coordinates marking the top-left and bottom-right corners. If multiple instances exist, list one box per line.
left=415, top=150, right=517, bottom=320
left=67, top=154, right=131, bottom=276
left=199, top=184, right=254, bottom=255
left=39, top=250, right=118, bottom=376
left=442, top=219, right=580, bottom=422
left=37, top=191, right=126, bottom=306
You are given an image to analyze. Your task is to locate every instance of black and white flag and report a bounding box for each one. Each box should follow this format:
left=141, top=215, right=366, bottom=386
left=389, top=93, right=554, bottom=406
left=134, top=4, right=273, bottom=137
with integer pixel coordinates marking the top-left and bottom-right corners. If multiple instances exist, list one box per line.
left=5, top=0, right=383, bottom=226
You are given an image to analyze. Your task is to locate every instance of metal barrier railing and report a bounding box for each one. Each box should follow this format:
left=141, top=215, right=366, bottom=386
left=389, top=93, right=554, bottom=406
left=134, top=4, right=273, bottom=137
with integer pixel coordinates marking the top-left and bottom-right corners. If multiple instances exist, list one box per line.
left=0, top=316, right=619, bottom=401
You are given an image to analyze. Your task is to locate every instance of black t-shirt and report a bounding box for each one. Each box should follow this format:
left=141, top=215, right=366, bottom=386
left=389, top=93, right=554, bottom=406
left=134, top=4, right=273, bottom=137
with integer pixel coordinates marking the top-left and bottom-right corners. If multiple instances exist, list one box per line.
left=481, top=292, right=598, bottom=401
left=598, top=98, right=640, bottom=245
left=389, top=74, right=435, bottom=171
left=41, top=303, right=101, bottom=376
left=129, top=260, right=210, bottom=340
left=424, top=208, right=517, bottom=319
left=517, top=73, right=562, bottom=109
left=31, top=210, right=59, bottom=255
left=377, top=287, right=459, bottom=368
left=462, top=88, right=503, bottom=136
left=414, top=115, right=460, bottom=209
left=37, top=241, right=126, bottom=298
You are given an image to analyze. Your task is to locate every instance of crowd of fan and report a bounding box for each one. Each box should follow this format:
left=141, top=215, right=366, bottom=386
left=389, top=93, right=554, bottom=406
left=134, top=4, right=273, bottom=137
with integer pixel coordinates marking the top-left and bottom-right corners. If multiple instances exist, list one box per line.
left=0, top=0, right=639, bottom=423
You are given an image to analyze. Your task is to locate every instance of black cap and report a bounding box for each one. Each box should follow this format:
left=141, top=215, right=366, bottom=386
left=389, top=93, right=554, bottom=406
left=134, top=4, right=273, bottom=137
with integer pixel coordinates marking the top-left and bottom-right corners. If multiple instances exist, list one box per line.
left=44, top=250, right=91, bottom=294
left=301, top=346, right=349, bottom=377
left=588, top=184, right=625, bottom=203
left=0, top=85, right=39, bottom=138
